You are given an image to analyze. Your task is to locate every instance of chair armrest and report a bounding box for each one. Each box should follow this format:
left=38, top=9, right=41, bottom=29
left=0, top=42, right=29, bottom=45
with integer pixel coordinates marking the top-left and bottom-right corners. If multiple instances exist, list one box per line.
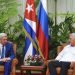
left=45, top=59, right=55, bottom=75
left=69, top=62, right=75, bottom=69
left=45, top=59, right=55, bottom=66
left=11, top=58, right=18, bottom=75
left=72, top=63, right=75, bottom=75
left=12, top=58, right=18, bottom=66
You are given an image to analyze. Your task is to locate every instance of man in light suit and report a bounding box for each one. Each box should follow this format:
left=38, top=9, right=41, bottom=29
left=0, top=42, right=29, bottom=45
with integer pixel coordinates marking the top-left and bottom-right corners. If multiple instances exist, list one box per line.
left=47, top=33, right=75, bottom=75
left=0, top=33, right=15, bottom=75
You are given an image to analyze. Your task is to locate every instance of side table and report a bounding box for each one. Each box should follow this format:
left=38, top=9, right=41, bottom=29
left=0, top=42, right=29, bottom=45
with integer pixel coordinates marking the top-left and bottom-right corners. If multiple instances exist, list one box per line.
left=20, top=65, right=46, bottom=75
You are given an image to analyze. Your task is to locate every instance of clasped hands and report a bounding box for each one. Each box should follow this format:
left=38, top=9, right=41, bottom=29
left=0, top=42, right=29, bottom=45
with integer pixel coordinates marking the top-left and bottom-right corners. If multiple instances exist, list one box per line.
left=0, top=57, right=11, bottom=62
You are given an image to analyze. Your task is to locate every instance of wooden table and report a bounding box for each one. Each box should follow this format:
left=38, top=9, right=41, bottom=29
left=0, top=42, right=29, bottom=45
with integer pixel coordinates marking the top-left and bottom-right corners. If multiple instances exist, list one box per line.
left=20, top=65, right=46, bottom=75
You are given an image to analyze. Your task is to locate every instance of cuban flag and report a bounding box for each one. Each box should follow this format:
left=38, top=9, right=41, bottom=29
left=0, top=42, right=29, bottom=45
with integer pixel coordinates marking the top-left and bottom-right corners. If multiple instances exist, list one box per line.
left=36, top=0, right=48, bottom=59
left=23, top=0, right=37, bottom=60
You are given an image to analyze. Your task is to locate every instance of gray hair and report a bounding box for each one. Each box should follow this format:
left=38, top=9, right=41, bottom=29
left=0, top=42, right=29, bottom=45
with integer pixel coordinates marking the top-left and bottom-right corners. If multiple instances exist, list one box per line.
left=0, top=33, right=7, bottom=39
left=70, top=33, right=75, bottom=39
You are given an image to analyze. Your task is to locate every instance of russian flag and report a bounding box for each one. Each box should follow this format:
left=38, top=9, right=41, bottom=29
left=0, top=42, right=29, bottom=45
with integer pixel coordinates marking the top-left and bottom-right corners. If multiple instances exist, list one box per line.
left=36, top=0, right=48, bottom=59
left=23, top=0, right=37, bottom=60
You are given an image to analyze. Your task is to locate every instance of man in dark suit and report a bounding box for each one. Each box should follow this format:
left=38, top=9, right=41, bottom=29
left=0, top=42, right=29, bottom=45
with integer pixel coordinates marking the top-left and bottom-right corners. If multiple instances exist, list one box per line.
left=0, top=33, right=15, bottom=75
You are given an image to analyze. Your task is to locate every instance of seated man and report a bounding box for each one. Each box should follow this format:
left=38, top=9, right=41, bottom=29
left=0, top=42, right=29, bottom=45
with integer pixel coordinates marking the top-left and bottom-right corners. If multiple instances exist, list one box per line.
left=0, top=33, right=15, bottom=75
left=48, top=33, right=75, bottom=75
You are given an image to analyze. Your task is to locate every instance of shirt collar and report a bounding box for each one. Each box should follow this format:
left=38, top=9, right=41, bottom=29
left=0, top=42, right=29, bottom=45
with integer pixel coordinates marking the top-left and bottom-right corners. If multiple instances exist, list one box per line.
left=0, top=43, right=3, bottom=47
left=0, top=43, right=5, bottom=47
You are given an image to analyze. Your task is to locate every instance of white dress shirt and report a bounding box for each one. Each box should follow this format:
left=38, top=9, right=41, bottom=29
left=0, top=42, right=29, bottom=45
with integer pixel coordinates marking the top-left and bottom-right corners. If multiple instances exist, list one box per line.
left=0, top=43, right=6, bottom=58
left=55, top=45, right=75, bottom=62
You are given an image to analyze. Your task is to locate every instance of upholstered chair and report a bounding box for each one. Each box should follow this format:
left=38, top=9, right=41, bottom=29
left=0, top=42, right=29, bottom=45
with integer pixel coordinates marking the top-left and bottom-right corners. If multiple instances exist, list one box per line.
left=0, top=42, right=18, bottom=75
left=46, top=43, right=75, bottom=75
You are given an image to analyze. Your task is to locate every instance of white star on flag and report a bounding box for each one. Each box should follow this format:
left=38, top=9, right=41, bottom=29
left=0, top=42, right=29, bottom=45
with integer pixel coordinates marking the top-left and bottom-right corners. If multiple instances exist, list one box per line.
left=26, top=4, right=33, bottom=13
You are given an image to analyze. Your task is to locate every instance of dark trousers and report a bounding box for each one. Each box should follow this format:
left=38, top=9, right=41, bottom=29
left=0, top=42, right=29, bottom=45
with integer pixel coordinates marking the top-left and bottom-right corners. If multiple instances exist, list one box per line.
left=48, top=60, right=71, bottom=75
left=0, top=61, right=11, bottom=75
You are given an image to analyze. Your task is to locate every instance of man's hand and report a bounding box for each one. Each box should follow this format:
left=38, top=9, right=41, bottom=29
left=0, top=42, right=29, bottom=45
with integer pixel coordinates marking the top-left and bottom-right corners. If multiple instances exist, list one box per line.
left=0, top=57, right=11, bottom=62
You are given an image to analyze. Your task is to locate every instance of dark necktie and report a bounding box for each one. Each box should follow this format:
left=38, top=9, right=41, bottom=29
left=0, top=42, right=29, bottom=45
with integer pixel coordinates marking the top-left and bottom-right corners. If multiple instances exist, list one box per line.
left=0, top=49, right=1, bottom=58
left=1, top=46, right=5, bottom=58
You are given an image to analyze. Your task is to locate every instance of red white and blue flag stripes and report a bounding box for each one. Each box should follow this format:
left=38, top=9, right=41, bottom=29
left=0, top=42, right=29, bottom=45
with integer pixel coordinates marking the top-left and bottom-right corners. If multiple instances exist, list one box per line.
left=23, top=0, right=37, bottom=60
left=23, top=0, right=48, bottom=60
left=36, top=0, right=48, bottom=59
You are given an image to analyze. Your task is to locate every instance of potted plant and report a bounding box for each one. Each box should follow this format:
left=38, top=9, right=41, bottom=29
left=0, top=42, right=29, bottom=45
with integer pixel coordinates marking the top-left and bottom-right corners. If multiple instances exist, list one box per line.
left=48, top=14, right=75, bottom=59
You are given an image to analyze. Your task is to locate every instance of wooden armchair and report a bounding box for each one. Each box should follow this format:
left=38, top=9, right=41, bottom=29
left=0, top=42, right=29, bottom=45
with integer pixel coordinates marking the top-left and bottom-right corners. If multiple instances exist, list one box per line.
left=0, top=43, right=18, bottom=75
left=46, top=43, right=75, bottom=75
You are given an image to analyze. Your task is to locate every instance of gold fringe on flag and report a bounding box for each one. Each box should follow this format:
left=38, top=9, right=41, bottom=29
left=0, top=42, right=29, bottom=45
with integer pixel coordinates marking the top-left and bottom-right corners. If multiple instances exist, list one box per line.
left=23, top=27, right=44, bottom=60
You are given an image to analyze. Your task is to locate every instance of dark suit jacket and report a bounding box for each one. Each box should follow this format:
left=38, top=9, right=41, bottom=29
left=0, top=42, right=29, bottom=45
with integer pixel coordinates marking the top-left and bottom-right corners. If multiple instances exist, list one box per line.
left=5, top=42, right=15, bottom=60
